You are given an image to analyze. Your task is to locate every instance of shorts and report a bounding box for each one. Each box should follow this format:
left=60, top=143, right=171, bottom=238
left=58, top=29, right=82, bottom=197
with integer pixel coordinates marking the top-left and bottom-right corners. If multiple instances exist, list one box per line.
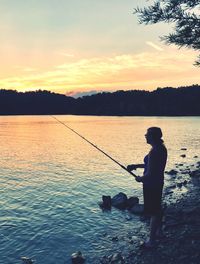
left=143, top=185, right=163, bottom=215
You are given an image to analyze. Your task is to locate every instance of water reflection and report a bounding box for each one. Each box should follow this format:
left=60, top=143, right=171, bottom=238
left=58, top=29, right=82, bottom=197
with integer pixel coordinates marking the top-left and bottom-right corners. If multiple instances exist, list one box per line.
left=0, top=115, right=200, bottom=263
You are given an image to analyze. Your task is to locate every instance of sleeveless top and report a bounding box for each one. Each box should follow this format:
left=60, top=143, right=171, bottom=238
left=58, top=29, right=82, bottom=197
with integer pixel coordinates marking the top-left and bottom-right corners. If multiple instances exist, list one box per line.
left=143, top=144, right=167, bottom=188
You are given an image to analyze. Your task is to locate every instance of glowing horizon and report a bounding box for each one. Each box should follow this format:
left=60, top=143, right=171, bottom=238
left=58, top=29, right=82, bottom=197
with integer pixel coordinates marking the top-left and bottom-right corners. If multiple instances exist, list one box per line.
left=0, top=0, right=200, bottom=96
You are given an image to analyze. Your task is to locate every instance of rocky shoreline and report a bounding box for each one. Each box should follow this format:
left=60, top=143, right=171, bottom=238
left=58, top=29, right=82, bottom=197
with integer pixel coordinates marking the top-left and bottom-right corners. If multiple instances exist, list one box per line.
left=95, top=160, right=200, bottom=264
left=70, top=160, right=200, bottom=264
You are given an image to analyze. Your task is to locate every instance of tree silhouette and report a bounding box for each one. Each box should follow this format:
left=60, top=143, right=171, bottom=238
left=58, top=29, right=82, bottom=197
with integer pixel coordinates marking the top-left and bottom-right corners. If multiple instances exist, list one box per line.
left=0, top=86, right=200, bottom=116
left=134, top=0, right=200, bottom=65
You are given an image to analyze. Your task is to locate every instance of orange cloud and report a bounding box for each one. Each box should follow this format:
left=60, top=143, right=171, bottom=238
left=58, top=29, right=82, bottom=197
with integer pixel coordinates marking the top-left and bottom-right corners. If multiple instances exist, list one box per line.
left=0, top=47, right=199, bottom=94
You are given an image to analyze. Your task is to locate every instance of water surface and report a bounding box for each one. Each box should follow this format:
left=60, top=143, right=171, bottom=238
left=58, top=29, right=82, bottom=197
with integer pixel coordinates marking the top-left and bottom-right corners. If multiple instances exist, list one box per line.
left=0, top=115, right=200, bottom=263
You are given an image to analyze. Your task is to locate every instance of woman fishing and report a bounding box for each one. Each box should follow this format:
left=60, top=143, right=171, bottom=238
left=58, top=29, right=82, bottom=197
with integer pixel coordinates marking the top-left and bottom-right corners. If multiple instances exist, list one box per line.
left=127, top=127, right=167, bottom=248
left=52, top=117, right=167, bottom=247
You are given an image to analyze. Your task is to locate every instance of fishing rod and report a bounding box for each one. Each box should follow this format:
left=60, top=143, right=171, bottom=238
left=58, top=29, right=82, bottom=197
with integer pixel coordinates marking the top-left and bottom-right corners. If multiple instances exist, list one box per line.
left=51, top=116, right=137, bottom=178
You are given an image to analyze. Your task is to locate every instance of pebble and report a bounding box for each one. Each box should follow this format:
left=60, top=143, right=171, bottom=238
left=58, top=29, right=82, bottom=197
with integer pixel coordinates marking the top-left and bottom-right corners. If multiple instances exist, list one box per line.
left=21, top=257, right=34, bottom=264
left=125, top=215, right=133, bottom=221
left=177, top=182, right=183, bottom=188
left=180, top=154, right=186, bottom=158
left=71, top=251, right=85, bottom=264
left=166, top=169, right=178, bottom=175
left=165, top=190, right=173, bottom=195
left=111, top=236, right=119, bottom=242
left=110, top=253, right=124, bottom=264
left=183, top=180, right=188, bottom=185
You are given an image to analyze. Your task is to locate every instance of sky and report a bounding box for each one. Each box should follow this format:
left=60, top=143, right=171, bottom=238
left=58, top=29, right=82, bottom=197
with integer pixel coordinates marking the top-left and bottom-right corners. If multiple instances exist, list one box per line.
left=0, top=0, right=200, bottom=96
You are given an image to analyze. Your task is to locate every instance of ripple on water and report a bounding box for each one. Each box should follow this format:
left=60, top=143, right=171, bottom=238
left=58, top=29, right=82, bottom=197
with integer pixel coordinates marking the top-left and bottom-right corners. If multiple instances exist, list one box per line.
left=0, top=116, right=200, bottom=263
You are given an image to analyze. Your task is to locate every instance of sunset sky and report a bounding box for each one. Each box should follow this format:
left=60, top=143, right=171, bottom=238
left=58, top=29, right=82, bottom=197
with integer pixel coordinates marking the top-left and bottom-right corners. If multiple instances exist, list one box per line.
left=0, top=0, right=200, bottom=96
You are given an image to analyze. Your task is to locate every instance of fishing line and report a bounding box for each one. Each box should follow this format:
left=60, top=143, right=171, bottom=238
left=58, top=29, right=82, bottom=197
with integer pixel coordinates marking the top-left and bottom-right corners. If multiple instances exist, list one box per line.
left=51, top=115, right=137, bottom=178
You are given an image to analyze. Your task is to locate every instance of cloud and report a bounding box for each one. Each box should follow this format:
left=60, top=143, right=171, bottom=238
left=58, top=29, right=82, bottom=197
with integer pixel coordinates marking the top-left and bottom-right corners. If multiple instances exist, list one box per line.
left=0, top=48, right=199, bottom=93
left=57, top=52, right=75, bottom=57
left=146, top=41, right=164, bottom=51
left=66, top=90, right=101, bottom=98
left=23, top=67, right=37, bottom=72
left=13, top=66, right=37, bottom=72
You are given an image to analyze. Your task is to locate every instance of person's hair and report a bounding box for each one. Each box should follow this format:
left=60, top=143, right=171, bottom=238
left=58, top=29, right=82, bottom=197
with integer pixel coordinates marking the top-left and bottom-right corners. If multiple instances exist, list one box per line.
left=147, top=127, right=163, bottom=143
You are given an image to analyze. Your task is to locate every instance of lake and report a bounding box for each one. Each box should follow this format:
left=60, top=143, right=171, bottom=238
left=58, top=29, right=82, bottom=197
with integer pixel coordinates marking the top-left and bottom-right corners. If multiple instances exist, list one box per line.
left=0, top=115, right=200, bottom=263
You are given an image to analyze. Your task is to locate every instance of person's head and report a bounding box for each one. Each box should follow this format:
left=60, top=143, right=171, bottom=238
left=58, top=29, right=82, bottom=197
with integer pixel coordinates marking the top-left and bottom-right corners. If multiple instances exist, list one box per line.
left=145, top=127, right=163, bottom=145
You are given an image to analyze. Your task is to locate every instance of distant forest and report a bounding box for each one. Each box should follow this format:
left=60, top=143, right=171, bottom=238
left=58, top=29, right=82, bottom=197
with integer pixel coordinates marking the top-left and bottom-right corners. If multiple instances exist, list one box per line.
left=0, top=85, right=200, bottom=116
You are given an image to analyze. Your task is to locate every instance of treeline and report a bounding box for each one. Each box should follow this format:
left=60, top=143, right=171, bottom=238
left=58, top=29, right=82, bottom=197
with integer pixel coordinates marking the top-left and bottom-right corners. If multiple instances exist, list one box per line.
left=0, top=90, right=75, bottom=115
left=0, top=85, right=200, bottom=116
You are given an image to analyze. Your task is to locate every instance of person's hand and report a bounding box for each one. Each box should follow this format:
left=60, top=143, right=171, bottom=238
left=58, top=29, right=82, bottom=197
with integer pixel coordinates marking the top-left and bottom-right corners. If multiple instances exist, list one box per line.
left=127, top=165, right=132, bottom=172
left=127, top=164, right=137, bottom=171
left=135, top=176, right=143, bottom=182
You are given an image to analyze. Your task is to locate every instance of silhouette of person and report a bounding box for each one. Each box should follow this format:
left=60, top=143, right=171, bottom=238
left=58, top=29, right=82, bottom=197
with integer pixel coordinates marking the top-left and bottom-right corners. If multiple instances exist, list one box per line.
left=127, top=127, right=167, bottom=248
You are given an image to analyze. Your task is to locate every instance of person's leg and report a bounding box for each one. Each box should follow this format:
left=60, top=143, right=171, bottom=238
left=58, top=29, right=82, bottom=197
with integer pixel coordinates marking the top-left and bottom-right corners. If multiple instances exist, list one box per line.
left=155, top=210, right=164, bottom=237
left=142, top=215, right=156, bottom=247
left=143, top=187, right=163, bottom=247
left=148, top=213, right=162, bottom=244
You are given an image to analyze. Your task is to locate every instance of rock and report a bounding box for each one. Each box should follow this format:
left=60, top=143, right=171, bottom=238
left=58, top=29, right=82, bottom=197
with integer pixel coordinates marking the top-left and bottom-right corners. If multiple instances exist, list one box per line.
left=126, top=196, right=139, bottom=209
left=111, top=236, right=119, bottom=242
left=165, top=190, right=173, bottom=195
left=166, top=169, right=178, bottom=175
left=21, top=257, right=34, bottom=264
left=110, top=253, right=124, bottom=264
left=170, top=184, right=176, bottom=189
left=111, top=192, right=127, bottom=209
left=181, top=148, right=187, bottom=151
left=125, top=215, right=133, bottom=221
left=181, top=170, right=190, bottom=174
left=71, top=251, right=85, bottom=264
left=183, top=180, right=188, bottom=185
left=129, top=204, right=144, bottom=215
left=190, top=170, right=200, bottom=178
left=100, top=256, right=109, bottom=264
left=177, top=182, right=183, bottom=188
left=99, top=195, right=112, bottom=209
left=180, top=154, right=186, bottom=158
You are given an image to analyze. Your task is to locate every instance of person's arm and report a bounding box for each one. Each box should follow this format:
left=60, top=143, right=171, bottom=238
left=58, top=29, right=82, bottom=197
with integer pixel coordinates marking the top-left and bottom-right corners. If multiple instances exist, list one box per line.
left=127, top=163, right=145, bottom=171
left=135, top=164, right=145, bottom=169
